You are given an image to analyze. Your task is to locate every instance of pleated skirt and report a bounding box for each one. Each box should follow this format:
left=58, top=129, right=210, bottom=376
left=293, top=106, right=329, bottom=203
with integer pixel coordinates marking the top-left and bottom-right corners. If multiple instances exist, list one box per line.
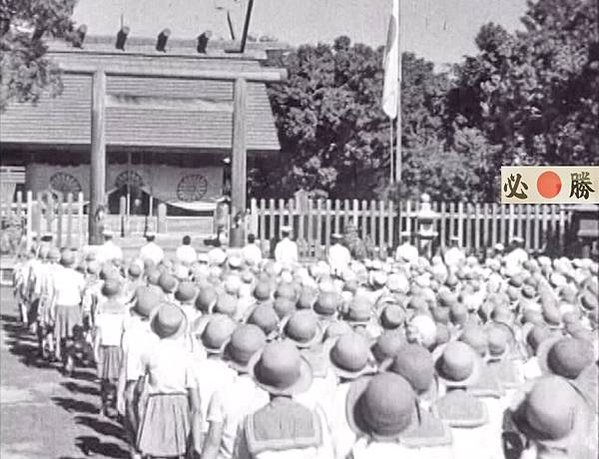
left=137, top=393, right=190, bottom=457
left=54, top=304, right=82, bottom=340
left=96, top=345, right=122, bottom=381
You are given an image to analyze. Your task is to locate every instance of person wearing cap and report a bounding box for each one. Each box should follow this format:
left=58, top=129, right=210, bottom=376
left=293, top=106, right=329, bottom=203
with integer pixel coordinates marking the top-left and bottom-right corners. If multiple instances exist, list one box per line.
left=443, top=236, right=466, bottom=271
left=234, top=340, right=334, bottom=459
left=138, top=231, right=164, bottom=267
left=136, top=302, right=202, bottom=458
left=503, top=376, right=597, bottom=459
left=327, top=233, right=351, bottom=277
left=175, top=235, right=197, bottom=266
left=394, top=231, right=419, bottom=265
left=208, top=239, right=228, bottom=267
left=274, top=226, right=298, bottom=269
left=504, top=236, right=528, bottom=277
left=121, top=261, right=145, bottom=304
left=242, top=233, right=263, bottom=267
left=97, top=229, right=123, bottom=264
left=93, top=279, right=126, bottom=415
left=49, top=249, right=86, bottom=366
left=201, top=324, right=269, bottom=459
left=116, top=286, right=161, bottom=458
left=33, top=245, right=59, bottom=359
left=345, top=373, right=452, bottom=459
left=384, top=343, right=439, bottom=410
left=433, top=341, right=495, bottom=459
left=194, top=315, right=237, bottom=436
left=317, top=332, right=376, bottom=459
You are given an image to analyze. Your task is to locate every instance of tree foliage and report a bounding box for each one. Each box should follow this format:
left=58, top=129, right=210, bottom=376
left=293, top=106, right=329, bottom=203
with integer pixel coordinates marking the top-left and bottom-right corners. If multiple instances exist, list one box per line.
left=259, top=0, right=598, bottom=203
left=0, top=0, right=78, bottom=112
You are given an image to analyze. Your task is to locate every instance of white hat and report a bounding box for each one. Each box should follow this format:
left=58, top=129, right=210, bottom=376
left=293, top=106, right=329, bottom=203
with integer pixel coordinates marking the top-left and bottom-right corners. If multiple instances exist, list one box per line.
left=281, top=225, right=292, bottom=234
left=197, top=253, right=209, bottom=264
left=102, top=229, right=114, bottom=237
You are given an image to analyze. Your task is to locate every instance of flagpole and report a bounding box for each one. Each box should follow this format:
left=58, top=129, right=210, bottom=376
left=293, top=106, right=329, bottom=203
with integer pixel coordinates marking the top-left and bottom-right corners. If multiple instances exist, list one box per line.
left=395, top=0, right=402, bottom=184
left=390, top=119, right=394, bottom=184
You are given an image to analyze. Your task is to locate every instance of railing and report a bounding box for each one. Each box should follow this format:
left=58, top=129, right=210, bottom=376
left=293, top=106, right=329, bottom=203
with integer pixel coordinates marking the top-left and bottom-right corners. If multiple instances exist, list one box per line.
left=0, top=191, right=86, bottom=253
left=248, top=197, right=572, bottom=258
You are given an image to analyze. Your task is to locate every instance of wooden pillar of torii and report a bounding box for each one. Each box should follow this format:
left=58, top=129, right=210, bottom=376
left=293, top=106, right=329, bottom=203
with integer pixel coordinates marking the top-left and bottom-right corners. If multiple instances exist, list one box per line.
left=60, top=63, right=287, bottom=245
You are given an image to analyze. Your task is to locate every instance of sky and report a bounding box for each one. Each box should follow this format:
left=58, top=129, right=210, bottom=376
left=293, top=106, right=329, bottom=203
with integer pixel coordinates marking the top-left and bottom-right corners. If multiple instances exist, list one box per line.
left=72, top=0, right=528, bottom=65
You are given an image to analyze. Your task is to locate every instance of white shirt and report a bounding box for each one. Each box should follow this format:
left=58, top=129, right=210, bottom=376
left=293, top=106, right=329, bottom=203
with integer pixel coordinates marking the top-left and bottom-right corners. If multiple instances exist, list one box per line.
left=96, top=312, right=126, bottom=346
left=194, top=357, right=236, bottom=432
left=395, top=242, right=419, bottom=264
left=121, top=317, right=160, bottom=382
left=328, top=244, right=351, bottom=276
left=242, top=243, right=263, bottom=266
left=52, top=266, right=85, bottom=306
left=141, top=339, right=198, bottom=394
left=444, top=247, right=465, bottom=268
left=139, top=242, right=164, bottom=266
left=176, top=245, right=197, bottom=265
left=97, top=240, right=123, bottom=263
left=274, top=238, right=298, bottom=267
left=207, top=374, right=269, bottom=459
left=504, top=248, right=528, bottom=276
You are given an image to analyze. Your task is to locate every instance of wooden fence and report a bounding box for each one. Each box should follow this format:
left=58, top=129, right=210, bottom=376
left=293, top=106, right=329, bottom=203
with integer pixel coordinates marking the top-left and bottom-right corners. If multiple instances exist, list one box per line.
left=248, top=198, right=573, bottom=259
left=0, top=191, right=86, bottom=252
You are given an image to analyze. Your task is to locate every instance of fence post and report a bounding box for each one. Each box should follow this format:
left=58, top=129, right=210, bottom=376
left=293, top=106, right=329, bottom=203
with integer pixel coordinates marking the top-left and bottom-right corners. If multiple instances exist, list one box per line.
left=306, top=199, right=314, bottom=258
left=315, top=200, right=323, bottom=259
left=157, top=203, right=167, bottom=233
left=387, top=200, right=395, bottom=250
left=457, top=202, right=464, bottom=247
left=334, top=199, right=341, bottom=234
left=25, top=191, right=33, bottom=251
left=324, top=200, right=332, bottom=255
left=77, top=192, right=84, bottom=249
left=66, top=193, right=73, bottom=248
left=378, top=200, right=385, bottom=255
left=249, top=198, right=258, bottom=236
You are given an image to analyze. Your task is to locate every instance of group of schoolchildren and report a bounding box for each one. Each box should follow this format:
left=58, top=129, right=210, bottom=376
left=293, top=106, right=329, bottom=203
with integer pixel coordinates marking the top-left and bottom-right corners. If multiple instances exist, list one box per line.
left=11, top=227, right=599, bottom=459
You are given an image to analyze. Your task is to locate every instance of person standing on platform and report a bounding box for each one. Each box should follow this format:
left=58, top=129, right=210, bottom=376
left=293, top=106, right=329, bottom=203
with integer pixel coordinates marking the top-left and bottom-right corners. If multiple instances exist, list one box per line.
left=328, top=233, right=351, bottom=277
left=241, top=233, right=263, bottom=267
left=97, top=230, right=123, bottom=264
left=139, top=232, right=164, bottom=267
left=274, top=226, right=298, bottom=269
left=504, top=236, right=528, bottom=276
left=176, top=235, right=197, bottom=266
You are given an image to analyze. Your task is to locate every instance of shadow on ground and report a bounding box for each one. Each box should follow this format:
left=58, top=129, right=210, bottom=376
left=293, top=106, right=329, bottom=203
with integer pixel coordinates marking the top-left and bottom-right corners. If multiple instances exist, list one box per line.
left=1, top=311, right=129, bottom=458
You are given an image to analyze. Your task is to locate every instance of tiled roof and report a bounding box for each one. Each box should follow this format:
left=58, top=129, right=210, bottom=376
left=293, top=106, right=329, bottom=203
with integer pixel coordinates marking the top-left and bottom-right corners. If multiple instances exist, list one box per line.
left=0, top=44, right=281, bottom=152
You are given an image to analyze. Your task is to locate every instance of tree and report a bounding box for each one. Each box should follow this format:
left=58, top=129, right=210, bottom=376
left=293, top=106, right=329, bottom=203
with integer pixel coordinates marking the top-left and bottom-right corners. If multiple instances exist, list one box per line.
left=260, top=38, right=454, bottom=200
left=0, top=0, right=78, bottom=112
left=450, top=0, right=599, bottom=174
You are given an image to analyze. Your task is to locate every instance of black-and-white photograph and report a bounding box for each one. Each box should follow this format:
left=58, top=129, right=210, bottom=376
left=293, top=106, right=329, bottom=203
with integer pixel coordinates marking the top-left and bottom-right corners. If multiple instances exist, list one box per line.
left=0, top=0, right=598, bottom=458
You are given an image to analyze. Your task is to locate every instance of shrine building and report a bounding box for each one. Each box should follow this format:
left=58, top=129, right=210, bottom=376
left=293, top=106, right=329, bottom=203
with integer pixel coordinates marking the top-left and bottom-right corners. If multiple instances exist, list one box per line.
left=0, top=35, right=282, bottom=215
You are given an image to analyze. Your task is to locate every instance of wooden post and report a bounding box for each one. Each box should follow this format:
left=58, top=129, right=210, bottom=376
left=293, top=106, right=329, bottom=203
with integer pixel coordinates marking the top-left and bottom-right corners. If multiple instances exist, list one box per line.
left=230, top=77, right=248, bottom=226
left=90, top=70, right=106, bottom=245
left=25, top=191, right=33, bottom=251
left=66, top=193, right=73, bottom=248
left=77, top=192, right=84, bottom=248
left=259, top=198, right=266, bottom=242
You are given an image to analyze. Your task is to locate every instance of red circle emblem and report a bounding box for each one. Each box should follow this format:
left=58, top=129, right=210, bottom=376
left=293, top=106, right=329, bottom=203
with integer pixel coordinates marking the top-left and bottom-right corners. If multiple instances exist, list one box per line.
left=537, top=171, right=562, bottom=199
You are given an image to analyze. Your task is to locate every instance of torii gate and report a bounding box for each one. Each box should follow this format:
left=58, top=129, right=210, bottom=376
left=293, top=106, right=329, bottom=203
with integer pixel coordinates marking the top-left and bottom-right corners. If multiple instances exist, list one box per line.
left=58, top=63, right=287, bottom=246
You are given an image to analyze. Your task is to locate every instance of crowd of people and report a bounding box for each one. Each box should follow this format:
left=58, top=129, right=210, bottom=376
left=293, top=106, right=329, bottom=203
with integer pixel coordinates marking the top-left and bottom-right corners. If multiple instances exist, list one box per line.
left=11, top=225, right=599, bottom=459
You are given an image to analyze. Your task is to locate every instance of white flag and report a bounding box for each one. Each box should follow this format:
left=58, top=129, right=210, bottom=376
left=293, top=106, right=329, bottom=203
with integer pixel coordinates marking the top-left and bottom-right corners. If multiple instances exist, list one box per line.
left=382, top=0, right=399, bottom=119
